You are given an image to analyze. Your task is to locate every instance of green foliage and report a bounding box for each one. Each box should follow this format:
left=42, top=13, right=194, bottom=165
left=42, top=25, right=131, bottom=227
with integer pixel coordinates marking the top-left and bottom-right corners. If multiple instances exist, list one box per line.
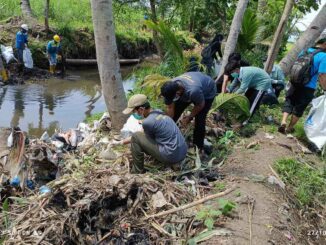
left=275, top=158, right=326, bottom=206
left=218, top=130, right=234, bottom=145
left=196, top=198, right=236, bottom=230
left=141, top=74, right=170, bottom=99
left=214, top=182, right=226, bottom=192
left=209, top=93, right=250, bottom=122
left=84, top=112, right=104, bottom=123
left=237, top=9, right=259, bottom=52
left=2, top=198, right=10, bottom=229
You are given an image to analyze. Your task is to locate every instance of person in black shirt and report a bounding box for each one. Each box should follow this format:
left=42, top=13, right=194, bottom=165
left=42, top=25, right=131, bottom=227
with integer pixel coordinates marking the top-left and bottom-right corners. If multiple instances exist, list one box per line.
left=201, top=34, right=223, bottom=76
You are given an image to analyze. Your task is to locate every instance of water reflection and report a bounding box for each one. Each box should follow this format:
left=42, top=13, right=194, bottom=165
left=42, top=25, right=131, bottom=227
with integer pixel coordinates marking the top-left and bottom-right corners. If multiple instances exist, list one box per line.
left=0, top=68, right=135, bottom=137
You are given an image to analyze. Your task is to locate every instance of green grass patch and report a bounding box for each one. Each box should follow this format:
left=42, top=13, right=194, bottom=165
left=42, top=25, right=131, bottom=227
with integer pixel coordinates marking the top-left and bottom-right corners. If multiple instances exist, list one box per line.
left=84, top=112, right=104, bottom=124
left=275, top=158, right=326, bottom=207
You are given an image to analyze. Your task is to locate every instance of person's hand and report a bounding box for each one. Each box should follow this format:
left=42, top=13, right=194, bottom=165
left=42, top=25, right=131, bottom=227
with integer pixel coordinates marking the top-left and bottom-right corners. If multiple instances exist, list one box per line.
left=181, top=115, right=192, bottom=126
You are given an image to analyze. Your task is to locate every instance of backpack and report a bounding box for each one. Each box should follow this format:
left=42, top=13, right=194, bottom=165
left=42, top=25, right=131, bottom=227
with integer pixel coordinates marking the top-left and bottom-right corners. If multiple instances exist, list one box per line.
left=289, top=48, right=323, bottom=86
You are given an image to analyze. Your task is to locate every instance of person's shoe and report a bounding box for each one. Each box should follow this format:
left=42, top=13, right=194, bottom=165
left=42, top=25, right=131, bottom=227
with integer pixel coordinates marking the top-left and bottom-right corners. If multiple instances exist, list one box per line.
left=278, top=124, right=286, bottom=134
left=285, top=127, right=295, bottom=134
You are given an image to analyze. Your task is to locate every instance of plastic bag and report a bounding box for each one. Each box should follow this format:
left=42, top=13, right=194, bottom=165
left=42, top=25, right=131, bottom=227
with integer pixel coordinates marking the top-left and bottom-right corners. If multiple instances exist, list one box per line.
left=23, top=48, right=33, bottom=68
left=304, top=95, right=326, bottom=150
left=0, top=45, right=15, bottom=64
left=120, top=115, right=143, bottom=138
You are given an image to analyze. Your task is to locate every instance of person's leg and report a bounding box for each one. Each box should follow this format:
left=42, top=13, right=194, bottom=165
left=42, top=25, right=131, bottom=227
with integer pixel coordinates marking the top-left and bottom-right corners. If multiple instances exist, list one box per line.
left=193, top=98, right=214, bottom=149
left=243, top=89, right=265, bottom=125
left=273, top=84, right=285, bottom=98
left=286, top=87, right=315, bottom=132
left=279, top=86, right=295, bottom=133
left=130, top=132, right=167, bottom=173
left=173, top=101, right=190, bottom=122
left=17, top=49, right=24, bottom=64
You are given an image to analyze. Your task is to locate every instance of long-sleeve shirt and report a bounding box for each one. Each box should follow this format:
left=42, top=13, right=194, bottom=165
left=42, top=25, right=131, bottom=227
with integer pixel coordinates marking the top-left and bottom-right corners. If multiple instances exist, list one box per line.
left=47, top=40, right=61, bottom=55
left=235, top=67, right=272, bottom=94
left=270, top=65, right=285, bottom=86
left=15, top=31, right=28, bottom=50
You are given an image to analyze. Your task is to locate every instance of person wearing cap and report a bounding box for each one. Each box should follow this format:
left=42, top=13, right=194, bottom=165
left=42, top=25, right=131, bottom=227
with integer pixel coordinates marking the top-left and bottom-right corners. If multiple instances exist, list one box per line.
left=15, top=24, right=29, bottom=65
left=47, top=35, right=62, bottom=74
left=123, top=94, right=188, bottom=174
left=279, top=38, right=326, bottom=134
left=160, top=72, right=216, bottom=151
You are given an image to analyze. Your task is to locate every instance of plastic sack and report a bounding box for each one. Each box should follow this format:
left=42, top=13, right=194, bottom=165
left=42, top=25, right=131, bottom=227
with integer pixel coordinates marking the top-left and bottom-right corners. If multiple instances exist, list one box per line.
left=0, top=45, right=15, bottom=64
left=120, top=115, right=143, bottom=138
left=23, top=48, right=33, bottom=68
left=304, top=95, right=326, bottom=150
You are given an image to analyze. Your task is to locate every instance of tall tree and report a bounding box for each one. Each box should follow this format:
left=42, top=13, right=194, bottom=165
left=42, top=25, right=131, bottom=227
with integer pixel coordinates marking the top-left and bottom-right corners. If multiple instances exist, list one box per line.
left=44, top=0, right=50, bottom=32
left=90, top=0, right=127, bottom=129
left=20, top=0, right=33, bottom=18
left=149, top=0, right=163, bottom=57
left=264, top=0, right=294, bottom=73
left=279, top=3, right=326, bottom=75
left=218, top=0, right=249, bottom=78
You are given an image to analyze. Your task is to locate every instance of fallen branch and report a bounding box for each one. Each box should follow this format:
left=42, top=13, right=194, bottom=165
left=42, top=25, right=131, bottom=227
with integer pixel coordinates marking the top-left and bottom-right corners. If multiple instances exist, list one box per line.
left=145, top=186, right=237, bottom=219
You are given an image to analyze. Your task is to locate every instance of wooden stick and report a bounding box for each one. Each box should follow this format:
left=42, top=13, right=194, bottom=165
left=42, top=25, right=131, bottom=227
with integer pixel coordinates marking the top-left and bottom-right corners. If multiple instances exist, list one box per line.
left=145, top=186, right=237, bottom=219
left=248, top=202, right=254, bottom=245
left=96, top=231, right=112, bottom=245
left=36, top=224, right=54, bottom=245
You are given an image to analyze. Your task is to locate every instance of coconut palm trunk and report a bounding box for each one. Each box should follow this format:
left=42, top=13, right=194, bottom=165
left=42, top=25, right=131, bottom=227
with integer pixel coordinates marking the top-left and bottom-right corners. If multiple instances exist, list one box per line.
left=218, top=0, right=249, bottom=78
left=21, top=0, right=34, bottom=18
left=90, top=0, right=127, bottom=129
left=279, top=4, right=326, bottom=75
left=44, top=0, right=50, bottom=32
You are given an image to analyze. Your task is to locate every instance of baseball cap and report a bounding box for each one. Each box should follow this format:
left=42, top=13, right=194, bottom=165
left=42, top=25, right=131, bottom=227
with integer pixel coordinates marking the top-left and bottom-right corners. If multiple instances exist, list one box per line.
left=123, top=94, right=148, bottom=114
left=160, top=81, right=180, bottom=105
left=316, top=38, right=326, bottom=45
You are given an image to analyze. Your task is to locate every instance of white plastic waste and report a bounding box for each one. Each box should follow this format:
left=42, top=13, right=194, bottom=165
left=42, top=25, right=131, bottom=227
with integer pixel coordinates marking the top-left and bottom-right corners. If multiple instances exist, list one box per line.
left=7, top=131, right=13, bottom=147
left=304, top=95, right=326, bottom=150
left=120, top=115, right=143, bottom=138
left=0, top=45, right=15, bottom=64
left=23, top=48, right=33, bottom=68
left=40, top=131, right=50, bottom=143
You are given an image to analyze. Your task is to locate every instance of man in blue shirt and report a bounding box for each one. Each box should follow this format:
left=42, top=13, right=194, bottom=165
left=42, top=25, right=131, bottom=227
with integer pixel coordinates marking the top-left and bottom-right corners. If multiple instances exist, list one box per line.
left=279, top=38, right=326, bottom=134
left=123, top=94, right=188, bottom=174
left=15, top=24, right=28, bottom=65
left=47, top=35, right=62, bottom=74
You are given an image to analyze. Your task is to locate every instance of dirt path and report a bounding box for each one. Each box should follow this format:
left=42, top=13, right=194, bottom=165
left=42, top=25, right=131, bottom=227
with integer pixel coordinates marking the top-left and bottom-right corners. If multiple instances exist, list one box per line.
left=208, top=129, right=323, bottom=245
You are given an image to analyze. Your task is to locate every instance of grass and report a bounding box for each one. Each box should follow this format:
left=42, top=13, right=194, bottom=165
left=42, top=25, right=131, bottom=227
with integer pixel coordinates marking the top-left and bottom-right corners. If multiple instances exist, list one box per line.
left=275, top=158, right=326, bottom=207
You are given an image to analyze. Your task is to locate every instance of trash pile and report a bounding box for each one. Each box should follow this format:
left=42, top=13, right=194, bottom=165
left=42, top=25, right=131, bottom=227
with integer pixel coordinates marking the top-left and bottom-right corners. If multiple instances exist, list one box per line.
left=0, top=114, right=234, bottom=244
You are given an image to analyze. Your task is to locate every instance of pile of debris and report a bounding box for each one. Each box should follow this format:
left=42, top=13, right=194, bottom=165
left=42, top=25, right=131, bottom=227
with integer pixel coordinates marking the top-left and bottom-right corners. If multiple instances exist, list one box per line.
left=0, top=114, right=235, bottom=244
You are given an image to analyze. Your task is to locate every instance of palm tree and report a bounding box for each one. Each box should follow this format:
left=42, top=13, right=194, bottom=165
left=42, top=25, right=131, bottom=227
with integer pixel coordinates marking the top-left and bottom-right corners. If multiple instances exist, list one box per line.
left=90, top=0, right=127, bottom=129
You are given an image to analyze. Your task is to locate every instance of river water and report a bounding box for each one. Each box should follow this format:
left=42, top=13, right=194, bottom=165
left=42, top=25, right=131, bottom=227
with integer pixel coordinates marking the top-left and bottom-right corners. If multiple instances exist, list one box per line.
left=0, top=68, right=136, bottom=137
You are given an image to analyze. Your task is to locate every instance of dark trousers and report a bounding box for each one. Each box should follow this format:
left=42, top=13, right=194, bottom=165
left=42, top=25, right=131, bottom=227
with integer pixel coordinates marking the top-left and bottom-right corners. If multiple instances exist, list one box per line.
left=173, top=99, right=214, bottom=149
left=273, top=84, right=285, bottom=98
left=242, top=89, right=265, bottom=125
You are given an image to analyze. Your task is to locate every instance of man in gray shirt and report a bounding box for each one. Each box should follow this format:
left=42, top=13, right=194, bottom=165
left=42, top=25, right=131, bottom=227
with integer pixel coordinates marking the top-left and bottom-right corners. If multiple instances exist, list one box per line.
left=160, top=72, right=216, bottom=151
left=123, top=94, right=188, bottom=173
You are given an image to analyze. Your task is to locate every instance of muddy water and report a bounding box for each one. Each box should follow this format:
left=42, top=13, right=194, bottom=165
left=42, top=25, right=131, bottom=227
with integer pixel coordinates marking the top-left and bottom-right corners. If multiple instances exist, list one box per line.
left=0, top=68, right=136, bottom=137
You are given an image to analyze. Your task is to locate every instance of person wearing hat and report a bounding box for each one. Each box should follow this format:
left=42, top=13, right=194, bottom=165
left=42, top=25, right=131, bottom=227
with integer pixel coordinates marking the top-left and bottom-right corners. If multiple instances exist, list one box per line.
left=123, top=94, right=188, bottom=173
left=15, top=24, right=29, bottom=65
left=47, top=35, right=62, bottom=74
left=279, top=38, right=326, bottom=134
left=160, top=72, right=216, bottom=151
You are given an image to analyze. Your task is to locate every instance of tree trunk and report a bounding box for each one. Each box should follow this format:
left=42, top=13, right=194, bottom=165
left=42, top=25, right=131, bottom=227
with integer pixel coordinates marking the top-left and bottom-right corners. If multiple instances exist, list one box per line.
left=218, top=0, right=249, bottom=78
left=20, top=0, right=33, bottom=18
left=279, top=3, right=326, bottom=75
left=44, top=0, right=50, bottom=32
left=264, top=0, right=294, bottom=73
left=90, top=0, right=127, bottom=130
left=149, top=0, right=163, bottom=58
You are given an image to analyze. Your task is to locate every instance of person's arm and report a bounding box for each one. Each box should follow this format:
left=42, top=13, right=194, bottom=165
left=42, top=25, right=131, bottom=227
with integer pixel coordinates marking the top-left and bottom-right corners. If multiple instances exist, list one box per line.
left=221, top=74, right=230, bottom=93
left=181, top=101, right=205, bottom=125
left=166, top=103, right=175, bottom=118
left=272, top=67, right=285, bottom=85
left=228, top=78, right=240, bottom=93
left=320, top=73, right=326, bottom=92
left=235, top=79, right=247, bottom=94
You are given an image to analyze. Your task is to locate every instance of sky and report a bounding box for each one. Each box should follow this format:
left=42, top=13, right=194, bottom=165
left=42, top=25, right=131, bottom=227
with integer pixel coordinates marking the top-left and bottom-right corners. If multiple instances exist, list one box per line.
left=296, top=0, right=326, bottom=31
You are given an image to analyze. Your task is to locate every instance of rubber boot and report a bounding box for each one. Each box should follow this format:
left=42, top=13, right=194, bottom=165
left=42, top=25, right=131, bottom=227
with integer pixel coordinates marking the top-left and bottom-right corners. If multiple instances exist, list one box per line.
left=0, top=69, right=8, bottom=82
